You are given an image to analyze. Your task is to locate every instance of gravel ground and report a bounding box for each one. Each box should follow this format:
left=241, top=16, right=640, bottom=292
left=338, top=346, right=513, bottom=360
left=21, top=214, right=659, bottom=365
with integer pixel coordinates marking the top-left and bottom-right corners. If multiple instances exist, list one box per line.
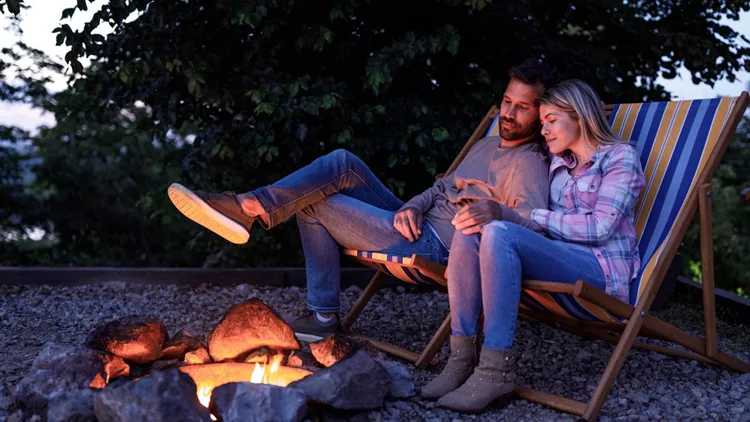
left=1, top=282, right=749, bottom=421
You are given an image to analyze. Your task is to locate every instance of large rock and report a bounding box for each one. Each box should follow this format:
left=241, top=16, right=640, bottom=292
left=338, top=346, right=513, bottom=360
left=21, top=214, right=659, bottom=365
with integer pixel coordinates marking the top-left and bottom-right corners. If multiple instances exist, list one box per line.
left=86, top=316, right=167, bottom=364
left=378, top=361, right=415, bottom=399
left=210, top=382, right=307, bottom=422
left=160, top=330, right=204, bottom=360
left=207, top=299, right=300, bottom=362
left=47, top=389, right=97, bottom=422
left=93, top=368, right=212, bottom=422
left=14, top=343, right=106, bottom=411
left=310, top=335, right=354, bottom=368
left=289, top=350, right=390, bottom=410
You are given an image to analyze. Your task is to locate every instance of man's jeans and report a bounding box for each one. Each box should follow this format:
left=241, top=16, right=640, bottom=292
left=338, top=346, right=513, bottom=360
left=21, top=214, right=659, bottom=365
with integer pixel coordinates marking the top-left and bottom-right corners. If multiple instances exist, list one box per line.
left=446, top=221, right=607, bottom=350
left=251, top=149, right=449, bottom=313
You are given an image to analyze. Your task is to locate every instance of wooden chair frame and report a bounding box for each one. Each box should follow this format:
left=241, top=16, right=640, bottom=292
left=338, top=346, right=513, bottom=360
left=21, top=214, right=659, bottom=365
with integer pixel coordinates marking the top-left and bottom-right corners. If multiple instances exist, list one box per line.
left=342, top=93, right=750, bottom=420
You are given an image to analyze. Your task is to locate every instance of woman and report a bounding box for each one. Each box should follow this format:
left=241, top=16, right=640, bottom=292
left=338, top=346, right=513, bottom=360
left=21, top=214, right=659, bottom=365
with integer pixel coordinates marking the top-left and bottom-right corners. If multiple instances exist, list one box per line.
left=420, top=79, right=645, bottom=412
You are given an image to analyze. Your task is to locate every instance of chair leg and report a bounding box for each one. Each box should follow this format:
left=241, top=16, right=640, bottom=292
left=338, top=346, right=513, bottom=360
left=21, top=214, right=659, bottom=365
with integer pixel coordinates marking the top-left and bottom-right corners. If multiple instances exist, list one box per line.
left=583, top=311, right=645, bottom=421
left=342, top=271, right=386, bottom=332
left=415, top=314, right=451, bottom=369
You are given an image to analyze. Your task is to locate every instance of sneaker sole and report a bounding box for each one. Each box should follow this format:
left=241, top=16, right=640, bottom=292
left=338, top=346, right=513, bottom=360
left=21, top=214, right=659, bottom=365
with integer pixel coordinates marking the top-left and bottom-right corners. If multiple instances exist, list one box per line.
left=293, top=332, right=325, bottom=343
left=168, top=183, right=250, bottom=244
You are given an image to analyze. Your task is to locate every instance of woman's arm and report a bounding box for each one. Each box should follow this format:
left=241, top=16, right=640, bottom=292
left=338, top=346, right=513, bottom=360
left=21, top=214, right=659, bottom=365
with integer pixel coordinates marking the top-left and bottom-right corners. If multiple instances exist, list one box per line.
left=531, top=145, right=645, bottom=245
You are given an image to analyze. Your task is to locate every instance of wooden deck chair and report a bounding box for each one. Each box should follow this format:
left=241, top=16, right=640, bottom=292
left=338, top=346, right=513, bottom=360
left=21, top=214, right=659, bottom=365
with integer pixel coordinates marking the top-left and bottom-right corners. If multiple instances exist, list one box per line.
left=344, top=93, right=750, bottom=420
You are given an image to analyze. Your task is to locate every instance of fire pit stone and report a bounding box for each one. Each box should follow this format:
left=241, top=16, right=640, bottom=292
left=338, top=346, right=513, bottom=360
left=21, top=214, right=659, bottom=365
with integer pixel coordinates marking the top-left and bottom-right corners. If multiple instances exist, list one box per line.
left=207, top=299, right=300, bottom=362
left=93, top=367, right=212, bottom=422
left=185, top=347, right=212, bottom=365
left=160, top=329, right=204, bottom=360
left=85, top=316, right=167, bottom=364
left=47, top=388, right=97, bottom=422
left=309, top=334, right=355, bottom=368
left=13, top=342, right=106, bottom=412
left=210, top=382, right=307, bottom=422
left=289, top=349, right=391, bottom=410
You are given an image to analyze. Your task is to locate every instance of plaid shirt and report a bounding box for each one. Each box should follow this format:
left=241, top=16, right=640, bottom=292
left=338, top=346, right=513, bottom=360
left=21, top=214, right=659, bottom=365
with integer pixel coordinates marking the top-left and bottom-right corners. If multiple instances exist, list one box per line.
left=531, top=143, right=645, bottom=303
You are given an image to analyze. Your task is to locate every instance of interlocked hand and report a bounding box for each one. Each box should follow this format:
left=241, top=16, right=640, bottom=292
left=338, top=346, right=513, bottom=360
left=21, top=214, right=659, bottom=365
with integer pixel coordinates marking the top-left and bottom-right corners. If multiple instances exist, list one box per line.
left=451, top=200, right=503, bottom=235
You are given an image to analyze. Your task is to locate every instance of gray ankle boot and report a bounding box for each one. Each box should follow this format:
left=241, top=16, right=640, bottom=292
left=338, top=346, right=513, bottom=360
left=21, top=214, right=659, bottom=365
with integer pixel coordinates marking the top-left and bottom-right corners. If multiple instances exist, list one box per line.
left=420, top=336, right=477, bottom=400
left=437, top=347, right=516, bottom=412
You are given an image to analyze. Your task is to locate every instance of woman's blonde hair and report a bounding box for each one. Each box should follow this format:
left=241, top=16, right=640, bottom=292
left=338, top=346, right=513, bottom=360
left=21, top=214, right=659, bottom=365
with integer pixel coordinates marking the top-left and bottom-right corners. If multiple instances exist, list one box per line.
left=539, top=79, right=620, bottom=148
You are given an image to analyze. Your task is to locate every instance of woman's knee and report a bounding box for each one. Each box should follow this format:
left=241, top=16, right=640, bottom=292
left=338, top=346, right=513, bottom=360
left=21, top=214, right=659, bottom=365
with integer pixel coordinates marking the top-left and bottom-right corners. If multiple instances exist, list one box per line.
left=451, top=230, right=481, bottom=251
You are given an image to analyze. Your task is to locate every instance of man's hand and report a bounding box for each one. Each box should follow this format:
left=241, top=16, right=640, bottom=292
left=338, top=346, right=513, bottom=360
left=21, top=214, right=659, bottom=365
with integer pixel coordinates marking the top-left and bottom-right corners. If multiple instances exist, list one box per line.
left=451, top=200, right=503, bottom=235
left=393, top=207, right=423, bottom=242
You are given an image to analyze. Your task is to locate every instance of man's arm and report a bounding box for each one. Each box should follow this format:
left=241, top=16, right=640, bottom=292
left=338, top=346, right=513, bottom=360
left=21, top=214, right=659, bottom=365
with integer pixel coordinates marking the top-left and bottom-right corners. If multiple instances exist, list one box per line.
left=398, top=173, right=454, bottom=213
left=501, top=153, right=549, bottom=232
left=452, top=152, right=549, bottom=234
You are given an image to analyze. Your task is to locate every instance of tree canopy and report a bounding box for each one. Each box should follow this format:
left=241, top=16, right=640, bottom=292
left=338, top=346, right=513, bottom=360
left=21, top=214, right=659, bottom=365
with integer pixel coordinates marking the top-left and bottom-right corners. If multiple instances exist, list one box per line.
left=1, top=0, right=750, bottom=295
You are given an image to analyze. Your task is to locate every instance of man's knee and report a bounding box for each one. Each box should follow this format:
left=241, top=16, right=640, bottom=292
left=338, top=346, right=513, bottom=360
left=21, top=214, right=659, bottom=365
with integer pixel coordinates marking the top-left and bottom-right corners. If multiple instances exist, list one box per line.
left=328, top=148, right=356, bottom=163
left=451, top=230, right=481, bottom=250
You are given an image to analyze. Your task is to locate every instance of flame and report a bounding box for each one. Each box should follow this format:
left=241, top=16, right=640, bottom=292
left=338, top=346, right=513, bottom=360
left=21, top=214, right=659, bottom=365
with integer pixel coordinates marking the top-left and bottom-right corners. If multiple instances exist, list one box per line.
left=249, top=354, right=285, bottom=385
left=196, top=385, right=218, bottom=421
left=197, top=385, right=212, bottom=408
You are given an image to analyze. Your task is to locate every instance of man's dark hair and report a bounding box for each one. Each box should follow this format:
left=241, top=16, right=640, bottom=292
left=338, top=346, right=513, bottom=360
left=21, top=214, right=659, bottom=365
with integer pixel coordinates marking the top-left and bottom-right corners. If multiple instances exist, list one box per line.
left=508, top=58, right=563, bottom=89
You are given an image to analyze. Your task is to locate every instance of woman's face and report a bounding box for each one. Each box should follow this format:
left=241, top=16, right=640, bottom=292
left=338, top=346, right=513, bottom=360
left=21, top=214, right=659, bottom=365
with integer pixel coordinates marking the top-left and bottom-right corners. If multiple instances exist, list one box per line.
left=539, top=105, right=582, bottom=155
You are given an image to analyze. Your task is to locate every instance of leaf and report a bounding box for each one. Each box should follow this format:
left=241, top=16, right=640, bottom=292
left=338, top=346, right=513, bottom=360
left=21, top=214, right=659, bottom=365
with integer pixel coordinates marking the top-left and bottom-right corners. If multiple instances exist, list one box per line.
left=61, top=7, right=75, bottom=19
left=188, top=79, right=197, bottom=94
left=330, top=7, right=343, bottom=21
left=56, top=33, right=66, bottom=46
left=431, top=127, right=449, bottom=142
left=209, top=142, right=222, bottom=157
left=387, top=154, right=398, bottom=168
left=6, top=0, right=20, bottom=14
left=447, top=34, right=461, bottom=56
left=77, top=0, right=88, bottom=12
left=119, top=71, right=129, bottom=83
left=71, top=60, right=83, bottom=73
left=335, top=129, right=351, bottom=144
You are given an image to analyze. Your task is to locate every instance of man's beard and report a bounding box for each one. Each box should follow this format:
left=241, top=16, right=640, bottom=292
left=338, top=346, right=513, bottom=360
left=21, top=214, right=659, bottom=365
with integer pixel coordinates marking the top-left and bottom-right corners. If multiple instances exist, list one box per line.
left=499, top=118, right=540, bottom=141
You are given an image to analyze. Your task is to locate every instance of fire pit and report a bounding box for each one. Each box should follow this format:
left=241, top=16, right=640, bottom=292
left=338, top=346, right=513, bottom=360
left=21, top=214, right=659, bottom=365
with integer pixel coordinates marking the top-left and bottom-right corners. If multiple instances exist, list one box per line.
left=11, top=298, right=415, bottom=422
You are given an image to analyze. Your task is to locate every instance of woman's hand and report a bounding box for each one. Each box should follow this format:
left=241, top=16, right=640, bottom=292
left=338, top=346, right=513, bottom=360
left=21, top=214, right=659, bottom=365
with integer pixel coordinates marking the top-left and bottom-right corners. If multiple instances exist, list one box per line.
left=393, top=207, right=423, bottom=242
left=452, top=200, right=503, bottom=235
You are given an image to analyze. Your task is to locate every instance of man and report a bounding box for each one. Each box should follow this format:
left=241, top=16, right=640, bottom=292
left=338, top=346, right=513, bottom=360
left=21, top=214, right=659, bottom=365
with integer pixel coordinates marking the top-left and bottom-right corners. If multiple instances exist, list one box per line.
left=167, top=58, right=559, bottom=341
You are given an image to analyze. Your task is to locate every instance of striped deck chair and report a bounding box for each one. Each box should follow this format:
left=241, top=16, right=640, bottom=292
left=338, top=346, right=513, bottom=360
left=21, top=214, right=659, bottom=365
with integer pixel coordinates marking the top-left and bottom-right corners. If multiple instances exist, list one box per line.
left=345, top=92, right=750, bottom=419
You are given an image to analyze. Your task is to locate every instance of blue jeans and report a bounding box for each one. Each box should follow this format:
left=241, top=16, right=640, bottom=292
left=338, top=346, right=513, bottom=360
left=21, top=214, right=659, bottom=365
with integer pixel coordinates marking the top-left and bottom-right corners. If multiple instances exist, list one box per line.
left=446, top=221, right=607, bottom=350
left=251, top=149, right=449, bottom=312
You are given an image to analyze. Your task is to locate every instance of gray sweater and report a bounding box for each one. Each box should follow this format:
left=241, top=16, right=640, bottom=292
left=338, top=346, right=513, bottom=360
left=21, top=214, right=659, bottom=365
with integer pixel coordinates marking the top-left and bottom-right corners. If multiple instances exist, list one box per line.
left=399, top=136, right=550, bottom=249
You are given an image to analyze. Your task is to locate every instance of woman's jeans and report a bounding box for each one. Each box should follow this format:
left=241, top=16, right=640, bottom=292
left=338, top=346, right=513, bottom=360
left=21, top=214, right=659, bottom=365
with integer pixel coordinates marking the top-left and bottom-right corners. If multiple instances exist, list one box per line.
left=251, top=149, right=449, bottom=313
left=446, top=221, right=607, bottom=350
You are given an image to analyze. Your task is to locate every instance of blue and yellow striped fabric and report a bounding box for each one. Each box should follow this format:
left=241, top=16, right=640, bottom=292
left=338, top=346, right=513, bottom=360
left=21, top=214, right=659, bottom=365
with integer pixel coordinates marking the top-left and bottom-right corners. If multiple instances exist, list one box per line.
left=343, top=250, right=445, bottom=287
left=346, top=97, right=740, bottom=322
left=612, top=98, right=738, bottom=305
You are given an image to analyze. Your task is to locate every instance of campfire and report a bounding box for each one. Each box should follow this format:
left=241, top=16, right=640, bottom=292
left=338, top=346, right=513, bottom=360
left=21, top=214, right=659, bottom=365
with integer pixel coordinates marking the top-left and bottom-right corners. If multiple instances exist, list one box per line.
left=11, top=298, right=414, bottom=422
left=181, top=359, right=313, bottom=408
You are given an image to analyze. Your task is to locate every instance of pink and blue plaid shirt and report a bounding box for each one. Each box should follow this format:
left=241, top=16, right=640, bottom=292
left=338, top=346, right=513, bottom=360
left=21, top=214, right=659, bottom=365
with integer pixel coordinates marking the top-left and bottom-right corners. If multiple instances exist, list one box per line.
left=531, top=143, right=645, bottom=303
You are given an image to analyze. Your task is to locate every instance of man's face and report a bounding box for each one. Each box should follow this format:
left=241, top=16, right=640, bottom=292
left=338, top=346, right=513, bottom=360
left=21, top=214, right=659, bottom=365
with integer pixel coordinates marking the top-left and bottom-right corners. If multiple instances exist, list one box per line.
left=498, top=79, right=545, bottom=142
